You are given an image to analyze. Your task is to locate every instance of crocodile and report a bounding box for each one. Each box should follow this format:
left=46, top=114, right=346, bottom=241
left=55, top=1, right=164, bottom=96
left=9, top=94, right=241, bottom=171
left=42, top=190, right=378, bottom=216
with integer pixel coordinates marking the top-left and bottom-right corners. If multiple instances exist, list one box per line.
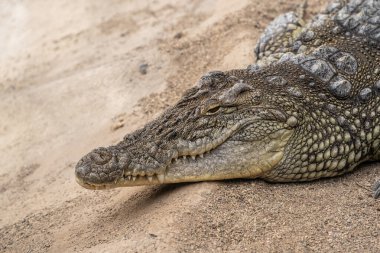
left=75, top=0, right=380, bottom=198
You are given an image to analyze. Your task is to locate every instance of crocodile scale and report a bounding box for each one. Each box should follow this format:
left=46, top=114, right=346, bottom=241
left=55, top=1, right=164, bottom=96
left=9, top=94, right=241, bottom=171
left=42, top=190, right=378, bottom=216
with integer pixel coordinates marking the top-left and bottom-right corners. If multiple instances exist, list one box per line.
left=75, top=0, right=380, bottom=198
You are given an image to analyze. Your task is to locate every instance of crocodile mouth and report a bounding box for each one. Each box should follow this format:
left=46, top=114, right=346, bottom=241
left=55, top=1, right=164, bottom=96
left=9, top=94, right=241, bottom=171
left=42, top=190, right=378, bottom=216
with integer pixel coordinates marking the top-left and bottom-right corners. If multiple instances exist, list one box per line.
left=121, top=119, right=256, bottom=183
left=118, top=142, right=233, bottom=186
left=75, top=109, right=292, bottom=189
left=76, top=119, right=253, bottom=189
left=75, top=141, right=230, bottom=189
left=113, top=153, right=219, bottom=188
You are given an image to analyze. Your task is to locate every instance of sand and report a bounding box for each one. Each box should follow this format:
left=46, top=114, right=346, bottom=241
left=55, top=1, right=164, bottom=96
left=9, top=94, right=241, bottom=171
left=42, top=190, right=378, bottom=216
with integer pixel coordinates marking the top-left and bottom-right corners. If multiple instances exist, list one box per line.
left=0, top=0, right=379, bottom=252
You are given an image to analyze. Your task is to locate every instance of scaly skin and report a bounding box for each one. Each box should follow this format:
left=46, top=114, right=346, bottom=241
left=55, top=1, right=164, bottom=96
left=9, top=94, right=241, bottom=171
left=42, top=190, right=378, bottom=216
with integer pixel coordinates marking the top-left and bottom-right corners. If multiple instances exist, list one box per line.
left=75, top=0, right=380, bottom=198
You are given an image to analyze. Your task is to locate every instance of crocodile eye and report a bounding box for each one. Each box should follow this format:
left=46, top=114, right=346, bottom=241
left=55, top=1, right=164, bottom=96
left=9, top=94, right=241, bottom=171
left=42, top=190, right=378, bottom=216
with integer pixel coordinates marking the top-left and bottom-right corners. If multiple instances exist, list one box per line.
left=206, top=105, right=221, bottom=114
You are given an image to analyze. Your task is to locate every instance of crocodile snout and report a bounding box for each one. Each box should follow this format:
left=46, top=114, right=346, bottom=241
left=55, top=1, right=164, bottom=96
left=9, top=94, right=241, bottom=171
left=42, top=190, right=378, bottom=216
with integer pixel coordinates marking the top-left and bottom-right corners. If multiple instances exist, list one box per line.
left=75, top=147, right=123, bottom=187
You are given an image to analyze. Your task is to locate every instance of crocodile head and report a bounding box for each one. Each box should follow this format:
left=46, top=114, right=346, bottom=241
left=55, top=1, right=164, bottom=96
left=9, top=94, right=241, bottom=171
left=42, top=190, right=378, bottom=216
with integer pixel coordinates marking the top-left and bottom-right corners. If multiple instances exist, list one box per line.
left=75, top=69, right=297, bottom=189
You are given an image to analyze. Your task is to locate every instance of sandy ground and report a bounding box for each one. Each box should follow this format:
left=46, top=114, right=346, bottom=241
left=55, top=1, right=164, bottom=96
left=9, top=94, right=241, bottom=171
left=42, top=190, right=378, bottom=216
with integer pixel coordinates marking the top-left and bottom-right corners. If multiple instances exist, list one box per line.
left=0, top=0, right=379, bottom=252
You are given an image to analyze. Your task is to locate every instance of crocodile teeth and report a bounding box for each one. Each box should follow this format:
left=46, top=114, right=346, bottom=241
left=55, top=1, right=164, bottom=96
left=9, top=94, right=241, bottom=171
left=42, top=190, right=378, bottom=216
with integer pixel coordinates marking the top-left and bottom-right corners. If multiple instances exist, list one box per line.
left=148, top=176, right=153, bottom=182
left=127, top=176, right=131, bottom=181
left=132, top=176, right=136, bottom=181
left=191, top=155, right=196, bottom=160
left=199, top=154, right=204, bottom=158
left=157, top=174, right=165, bottom=183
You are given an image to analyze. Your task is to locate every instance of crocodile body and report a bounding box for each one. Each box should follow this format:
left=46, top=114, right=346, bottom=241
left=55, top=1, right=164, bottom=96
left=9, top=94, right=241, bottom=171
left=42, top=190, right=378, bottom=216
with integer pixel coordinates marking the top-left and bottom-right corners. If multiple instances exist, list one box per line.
left=75, top=0, right=380, bottom=198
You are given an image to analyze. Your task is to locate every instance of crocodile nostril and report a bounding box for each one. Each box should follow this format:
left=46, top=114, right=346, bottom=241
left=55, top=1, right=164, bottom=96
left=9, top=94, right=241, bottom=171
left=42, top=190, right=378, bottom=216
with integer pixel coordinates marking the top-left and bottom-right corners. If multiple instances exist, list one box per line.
left=90, top=148, right=113, bottom=165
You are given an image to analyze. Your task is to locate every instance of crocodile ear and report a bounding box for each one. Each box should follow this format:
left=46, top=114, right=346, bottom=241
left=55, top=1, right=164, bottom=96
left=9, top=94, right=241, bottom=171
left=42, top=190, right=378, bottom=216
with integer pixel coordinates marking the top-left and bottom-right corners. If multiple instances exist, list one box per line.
left=219, top=81, right=252, bottom=104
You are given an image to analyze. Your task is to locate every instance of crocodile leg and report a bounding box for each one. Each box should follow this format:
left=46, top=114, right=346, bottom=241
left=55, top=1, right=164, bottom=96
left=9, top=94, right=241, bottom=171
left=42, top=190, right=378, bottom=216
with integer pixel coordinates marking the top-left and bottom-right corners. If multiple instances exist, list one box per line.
left=254, top=1, right=307, bottom=67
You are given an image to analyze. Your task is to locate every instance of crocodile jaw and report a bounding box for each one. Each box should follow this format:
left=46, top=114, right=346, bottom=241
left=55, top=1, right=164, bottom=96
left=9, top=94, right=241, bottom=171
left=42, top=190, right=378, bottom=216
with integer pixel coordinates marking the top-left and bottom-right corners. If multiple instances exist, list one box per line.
left=160, top=128, right=293, bottom=183
left=75, top=128, right=292, bottom=189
